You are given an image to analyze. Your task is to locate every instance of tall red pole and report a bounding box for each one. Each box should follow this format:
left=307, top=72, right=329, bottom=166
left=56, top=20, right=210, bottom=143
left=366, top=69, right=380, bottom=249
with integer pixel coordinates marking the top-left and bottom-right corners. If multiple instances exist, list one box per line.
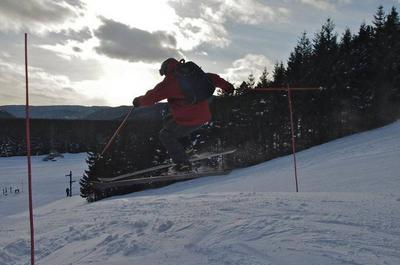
left=25, top=33, right=35, bottom=265
left=287, top=87, right=299, bottom=192
left=255, top=87, right=320, bottom=192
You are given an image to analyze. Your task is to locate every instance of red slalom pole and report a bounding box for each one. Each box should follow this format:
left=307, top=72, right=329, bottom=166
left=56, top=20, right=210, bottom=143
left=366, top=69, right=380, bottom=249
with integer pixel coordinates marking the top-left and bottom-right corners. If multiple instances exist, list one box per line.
left=255, top=86, right=321, bottom=192
left=100, top=106, right=134, bottom=157
left=25, top=33, right=35, bottom=265
left=287, top=87, right=299, bottom=192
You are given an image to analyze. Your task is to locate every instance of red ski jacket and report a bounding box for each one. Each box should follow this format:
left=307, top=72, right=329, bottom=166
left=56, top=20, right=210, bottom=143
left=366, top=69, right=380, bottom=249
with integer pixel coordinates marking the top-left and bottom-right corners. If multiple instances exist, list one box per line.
left=136, top=61, right=233, bottom=126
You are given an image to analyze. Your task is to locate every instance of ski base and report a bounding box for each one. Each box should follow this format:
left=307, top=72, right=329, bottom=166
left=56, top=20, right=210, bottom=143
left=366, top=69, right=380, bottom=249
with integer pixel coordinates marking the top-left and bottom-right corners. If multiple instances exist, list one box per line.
left=91, top=169, right=231, bottom=191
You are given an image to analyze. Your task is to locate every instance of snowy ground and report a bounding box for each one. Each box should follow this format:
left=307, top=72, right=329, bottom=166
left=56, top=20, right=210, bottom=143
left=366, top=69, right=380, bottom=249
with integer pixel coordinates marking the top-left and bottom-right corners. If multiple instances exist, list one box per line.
left=0, top=153, right=88, bottom=217
left=1, top=121, right=400, bottom=265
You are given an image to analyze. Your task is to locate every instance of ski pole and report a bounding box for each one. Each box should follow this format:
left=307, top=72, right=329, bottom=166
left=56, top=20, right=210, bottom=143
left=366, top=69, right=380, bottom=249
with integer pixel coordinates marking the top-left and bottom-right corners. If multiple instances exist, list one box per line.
left=99, top=106, right=134, bottom=157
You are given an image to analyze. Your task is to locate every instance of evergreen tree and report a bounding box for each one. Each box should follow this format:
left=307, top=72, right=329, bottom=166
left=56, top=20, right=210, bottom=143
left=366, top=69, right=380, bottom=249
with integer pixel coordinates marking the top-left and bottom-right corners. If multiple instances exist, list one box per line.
left=335, top=28, right=353, bottom=98
left=285, top=32, right=320, bottom=141
left=311, top=18, right=338, bottom=87
left=339, top=28, right=353, bottom=54
left=328, top=27, right=355, bottom=134
left=310, top=19, right=339, bottom=139
left=256, top=67, right=270, bottom=88
left=386, top=7, right=400, bottom=106
left=373, top=5, right=386, bottom=33
left=80, top=152, right=103, bottom=201
left=236, top=81, right=251, bottom=96
left=271, top=62, right=286, bottom=86
left=350, top=22, right=375, bottom=117
left=376, top=6, right=400, bottom=121
left=235, top=73, right=255, bottom=95
left=286, top=32, right=313, bottom=86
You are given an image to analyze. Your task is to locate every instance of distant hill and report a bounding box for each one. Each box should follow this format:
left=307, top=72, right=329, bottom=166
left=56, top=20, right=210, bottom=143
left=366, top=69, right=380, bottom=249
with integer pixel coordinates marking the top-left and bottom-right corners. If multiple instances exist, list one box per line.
left=0, top=104, right=167, bottom=121
left=1, top=105, right=110, bottom=120
left=83, top=105, right=132, bottom=120
left=0, top=109, right=14, bottom=119
left=85, top=104, right=167, bottom=121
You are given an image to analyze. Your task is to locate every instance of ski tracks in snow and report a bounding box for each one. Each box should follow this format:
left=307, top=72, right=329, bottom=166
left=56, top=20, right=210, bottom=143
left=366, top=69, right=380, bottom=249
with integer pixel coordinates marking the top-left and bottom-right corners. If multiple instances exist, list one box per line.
left=1, top=192, right=400, bottom=265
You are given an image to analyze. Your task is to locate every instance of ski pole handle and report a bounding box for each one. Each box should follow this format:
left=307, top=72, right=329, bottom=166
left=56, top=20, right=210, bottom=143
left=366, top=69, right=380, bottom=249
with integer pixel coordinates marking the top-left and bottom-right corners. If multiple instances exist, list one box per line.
left=100, top=106, right=134, bottom=157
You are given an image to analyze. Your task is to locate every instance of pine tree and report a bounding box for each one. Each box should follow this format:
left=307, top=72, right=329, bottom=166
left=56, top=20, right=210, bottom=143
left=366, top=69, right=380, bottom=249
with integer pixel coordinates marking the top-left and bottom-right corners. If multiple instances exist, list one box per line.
left=335, top=28, right=353, bottom=97
left=376, top=6, right=400, bottom=121
left=311, top=18, right=338, bottom=87
left=328, top=27, right=354, bottom=134
left=386, top=7, right=400, bottom=106
left=286, top=32, right=312, bottom=86
left=310, top=19, right=339, bottom=139
left=271, top=62, right=286, bottom=86
left=373, top=5, right=386, bottom=34
left=236, top=81, right=251, bottom=96
left=340, top=28, right=353, bottom=53
left=286, top=32, right=318, bottom=141
left=256, top=67, right=270, bottom=88
left=80, top=152, right=103, bottom=201
left=350, top=22, right=375, bottom=120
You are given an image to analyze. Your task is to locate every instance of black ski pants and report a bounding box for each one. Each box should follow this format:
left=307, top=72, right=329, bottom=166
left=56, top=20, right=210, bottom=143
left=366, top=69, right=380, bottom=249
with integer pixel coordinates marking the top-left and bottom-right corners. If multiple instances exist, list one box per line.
left=159, top=117, right=202, bottom=164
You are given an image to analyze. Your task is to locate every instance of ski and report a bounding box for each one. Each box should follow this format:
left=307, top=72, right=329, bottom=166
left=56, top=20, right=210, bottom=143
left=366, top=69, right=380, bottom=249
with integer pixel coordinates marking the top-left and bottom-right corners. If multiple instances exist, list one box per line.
left=97, top=149, right=236, bottom=182
left=92, top=169, right=231, bottom=191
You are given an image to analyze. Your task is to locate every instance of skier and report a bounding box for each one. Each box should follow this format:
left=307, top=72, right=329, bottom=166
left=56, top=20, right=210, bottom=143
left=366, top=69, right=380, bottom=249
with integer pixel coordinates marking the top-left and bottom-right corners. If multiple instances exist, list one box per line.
left=132, top=58, right=234, bottom=173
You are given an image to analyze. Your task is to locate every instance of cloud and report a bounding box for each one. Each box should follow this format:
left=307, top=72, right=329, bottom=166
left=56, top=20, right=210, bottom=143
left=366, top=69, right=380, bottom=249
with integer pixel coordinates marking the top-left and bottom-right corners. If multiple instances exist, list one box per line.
left=222, top=54, right=274, bottom=85
left=46, top=27, right=92, bottom=45
left=177, top=17, right=229, bottom=50
left=31, top=46, right=103, bottom=82
left=169, top=0, right=290, bottom=50
left=0, top=0, right=84, bottom=32
left=94, top=18, right=180, bottom=63
left=0, top=61, right=107, bottom=106
left=64, top=0, right=86, bottom=9
left=0, top=35, right=103, bottom=83
left=202, top=0, right=290, bottom=25
left=299, top=0, right=351, bottom=11
left=170, top=0, right=290, bottom=25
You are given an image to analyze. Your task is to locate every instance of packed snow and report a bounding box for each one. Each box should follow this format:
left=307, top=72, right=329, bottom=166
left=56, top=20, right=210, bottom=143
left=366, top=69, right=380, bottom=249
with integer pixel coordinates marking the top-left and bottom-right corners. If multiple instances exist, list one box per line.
left=1, top=121, right=400, bottom=265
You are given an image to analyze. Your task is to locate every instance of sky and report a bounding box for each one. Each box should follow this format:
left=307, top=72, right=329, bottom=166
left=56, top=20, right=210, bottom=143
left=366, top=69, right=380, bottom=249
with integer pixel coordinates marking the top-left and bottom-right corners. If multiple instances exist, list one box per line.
left=0, top=0, right=399, bottom=106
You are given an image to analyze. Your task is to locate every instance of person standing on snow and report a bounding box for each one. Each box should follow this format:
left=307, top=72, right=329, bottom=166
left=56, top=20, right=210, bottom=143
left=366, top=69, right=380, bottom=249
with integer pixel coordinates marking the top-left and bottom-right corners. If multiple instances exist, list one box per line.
left=132, top=58, right=234, bottom=173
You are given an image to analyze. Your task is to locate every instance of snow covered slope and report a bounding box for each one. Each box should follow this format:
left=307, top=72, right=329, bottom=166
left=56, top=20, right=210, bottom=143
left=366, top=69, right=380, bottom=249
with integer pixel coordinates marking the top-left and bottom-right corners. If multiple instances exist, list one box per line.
left=1, top=121, right=400, bottom=265
left=0, top=153, right=88, bottom=217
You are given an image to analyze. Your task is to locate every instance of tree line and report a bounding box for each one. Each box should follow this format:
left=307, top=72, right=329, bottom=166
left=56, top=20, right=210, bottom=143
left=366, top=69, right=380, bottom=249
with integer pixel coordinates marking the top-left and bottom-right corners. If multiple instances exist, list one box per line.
left=235, top=6, right=400, bottom=132
left=81, top=6, right=400, bottom=201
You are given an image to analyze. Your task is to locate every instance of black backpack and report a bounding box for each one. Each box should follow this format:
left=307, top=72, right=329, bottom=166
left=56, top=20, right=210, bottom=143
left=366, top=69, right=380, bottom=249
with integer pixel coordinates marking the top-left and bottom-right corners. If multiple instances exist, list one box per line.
left=175, top=59, right=216, bottom=104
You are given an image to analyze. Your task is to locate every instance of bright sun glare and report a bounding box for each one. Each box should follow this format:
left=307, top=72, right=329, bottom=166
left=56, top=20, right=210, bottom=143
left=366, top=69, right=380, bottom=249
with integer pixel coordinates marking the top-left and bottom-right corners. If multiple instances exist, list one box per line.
left=75, top=0, right=180, bottom=106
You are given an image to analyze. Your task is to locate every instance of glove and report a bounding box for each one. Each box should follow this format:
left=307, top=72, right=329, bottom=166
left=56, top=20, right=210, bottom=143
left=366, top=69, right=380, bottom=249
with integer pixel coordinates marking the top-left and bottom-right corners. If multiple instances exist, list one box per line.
left=132, top=97, right=141, bottom=108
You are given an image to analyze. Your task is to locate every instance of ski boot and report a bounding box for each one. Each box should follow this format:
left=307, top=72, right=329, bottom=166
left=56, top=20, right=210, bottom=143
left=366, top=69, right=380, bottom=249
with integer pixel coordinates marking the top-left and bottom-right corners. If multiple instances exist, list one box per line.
left=167, top=162, right=193, bottom=175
